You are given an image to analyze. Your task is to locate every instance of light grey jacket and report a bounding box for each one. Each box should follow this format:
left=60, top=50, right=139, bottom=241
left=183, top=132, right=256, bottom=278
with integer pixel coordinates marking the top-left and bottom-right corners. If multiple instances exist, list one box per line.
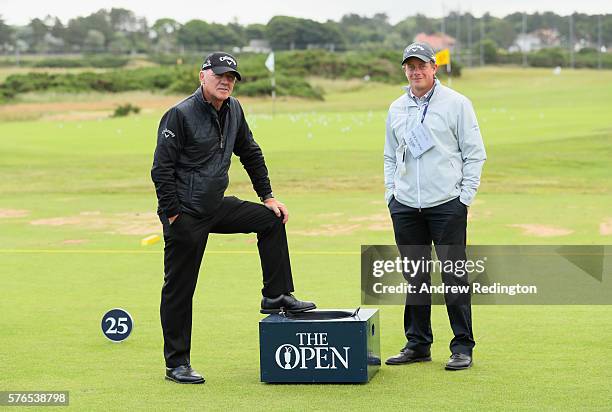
left=384, top=80, right=486, bottom=208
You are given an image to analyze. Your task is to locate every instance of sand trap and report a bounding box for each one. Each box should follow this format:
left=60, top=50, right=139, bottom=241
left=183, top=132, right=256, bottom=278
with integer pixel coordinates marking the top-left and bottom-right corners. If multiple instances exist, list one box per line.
left=467, top=209, right=492, bottom=220
left=0, top=209, right=29, bottom=218
left=30, top=212, right=160, bottom=235
left=62, top=239, right=89, bottom=244
left=316, top=212, right=345, bottom=218
left=31, top=217, right=85, bottom=226
left=367, top=223, right=391, bottom=231
left=293, top=212, right=395, bottom=236
left=600, top=218, right=612, bottom=235
left=508, top=224, right=573, bottom=237
left=293, top=224, right=362, bottom=236
left=349, top=213, right=389, bottom=223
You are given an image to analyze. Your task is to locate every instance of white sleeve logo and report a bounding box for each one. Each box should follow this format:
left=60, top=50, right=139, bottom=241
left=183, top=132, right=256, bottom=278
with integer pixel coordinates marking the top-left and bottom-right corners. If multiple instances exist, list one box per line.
left=162, top=128, right=175, bottom=138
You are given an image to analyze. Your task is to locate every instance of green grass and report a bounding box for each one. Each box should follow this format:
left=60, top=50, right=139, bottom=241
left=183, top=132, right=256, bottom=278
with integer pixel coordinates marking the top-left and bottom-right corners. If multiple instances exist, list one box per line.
left=1, top=67, right=611, bottom=410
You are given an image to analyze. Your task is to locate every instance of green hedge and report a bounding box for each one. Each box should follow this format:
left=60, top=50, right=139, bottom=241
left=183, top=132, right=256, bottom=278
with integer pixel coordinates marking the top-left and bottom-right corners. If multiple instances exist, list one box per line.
left=0, top=65, right=323, bottom=100
left=495, top=48, right=612, bottom=69
left=0, top=55, right=130, bottom=68
left=0, top=50, right=465, bottom=101
left=1, top=67, right=176, bottom=94
left=235, top=74, right=324, bottom=100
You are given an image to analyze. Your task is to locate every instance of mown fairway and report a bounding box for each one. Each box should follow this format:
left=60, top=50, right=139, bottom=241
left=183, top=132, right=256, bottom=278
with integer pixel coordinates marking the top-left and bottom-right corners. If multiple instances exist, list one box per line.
left=1, top=67, right=611, bottom=410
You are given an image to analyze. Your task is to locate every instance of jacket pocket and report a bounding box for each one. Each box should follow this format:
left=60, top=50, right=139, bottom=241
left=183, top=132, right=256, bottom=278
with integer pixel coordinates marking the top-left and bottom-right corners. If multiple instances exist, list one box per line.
left=190, top=174, right=229, bottom=215
left=448, top=157, right=462, bottom=189
left=394, top=144, right=405, bottom=178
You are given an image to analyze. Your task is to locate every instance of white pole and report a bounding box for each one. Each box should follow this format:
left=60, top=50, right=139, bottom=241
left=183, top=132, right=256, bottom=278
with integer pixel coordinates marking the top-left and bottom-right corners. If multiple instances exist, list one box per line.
left=271, top=75, right=276, bottom=117
left=598, top=14, right=602, bottom=70
left=569, top=14, right=575, bottom=69
left=265, top=51, right=276, bottom=116
left=522, top=13, right=527, bottom=67
left=480, top=18, right=485, bottom=66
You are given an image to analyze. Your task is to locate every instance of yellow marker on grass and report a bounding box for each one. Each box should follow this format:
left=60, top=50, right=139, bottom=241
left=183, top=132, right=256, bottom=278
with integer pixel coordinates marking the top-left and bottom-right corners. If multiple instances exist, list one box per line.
left=141, top=235, right=161, bottom=246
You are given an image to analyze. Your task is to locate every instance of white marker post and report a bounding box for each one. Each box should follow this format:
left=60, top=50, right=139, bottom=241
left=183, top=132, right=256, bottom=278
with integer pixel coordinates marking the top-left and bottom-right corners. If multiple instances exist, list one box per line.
left=265, top=51, right=276, bottom=116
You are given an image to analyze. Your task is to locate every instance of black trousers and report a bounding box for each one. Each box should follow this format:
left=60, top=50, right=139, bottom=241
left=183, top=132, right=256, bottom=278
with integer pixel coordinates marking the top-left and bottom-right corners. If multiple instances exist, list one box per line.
left=160, top=196, right=295, bottom=367
left=389, top=196, right=475, bottom=356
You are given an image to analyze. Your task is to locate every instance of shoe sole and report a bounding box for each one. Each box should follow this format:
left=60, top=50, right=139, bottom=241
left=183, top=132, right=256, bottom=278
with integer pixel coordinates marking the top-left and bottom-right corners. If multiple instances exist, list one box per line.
left=385, top=356, right=432, bottom=365
left=165, top=375, right=205, bottom=384
left=445, top=361, right=473, bottom=371
left=260, top=304, right=317, bottom=314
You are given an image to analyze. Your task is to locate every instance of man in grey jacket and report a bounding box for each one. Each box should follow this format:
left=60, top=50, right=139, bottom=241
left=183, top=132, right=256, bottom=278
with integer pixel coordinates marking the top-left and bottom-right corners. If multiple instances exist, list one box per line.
left=383, top=42, right=486, bottom=370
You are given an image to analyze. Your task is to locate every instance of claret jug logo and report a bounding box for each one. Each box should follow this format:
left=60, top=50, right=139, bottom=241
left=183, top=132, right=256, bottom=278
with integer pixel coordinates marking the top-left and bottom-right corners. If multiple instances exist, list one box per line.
left=274, top=332, right=350, bottom=370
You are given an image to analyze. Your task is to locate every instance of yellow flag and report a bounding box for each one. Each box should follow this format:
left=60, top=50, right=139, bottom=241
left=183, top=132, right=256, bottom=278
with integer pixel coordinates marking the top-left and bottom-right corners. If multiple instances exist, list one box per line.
left=436, top=48, right=451, bottom=66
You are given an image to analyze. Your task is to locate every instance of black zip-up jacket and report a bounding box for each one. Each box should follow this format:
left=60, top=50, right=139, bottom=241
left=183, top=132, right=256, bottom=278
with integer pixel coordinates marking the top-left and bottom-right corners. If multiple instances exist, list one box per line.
left=151, top=87, right=272, bottom=218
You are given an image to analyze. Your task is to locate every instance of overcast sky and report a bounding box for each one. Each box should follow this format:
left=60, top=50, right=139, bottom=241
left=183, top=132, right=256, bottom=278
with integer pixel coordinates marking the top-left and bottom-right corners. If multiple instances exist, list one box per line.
left=2, top=0, right=611, bottom=26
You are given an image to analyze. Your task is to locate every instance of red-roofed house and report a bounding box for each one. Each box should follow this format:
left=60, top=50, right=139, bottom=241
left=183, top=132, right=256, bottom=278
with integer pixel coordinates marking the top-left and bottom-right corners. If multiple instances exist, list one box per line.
left=414, top=33, right=456, bottom=51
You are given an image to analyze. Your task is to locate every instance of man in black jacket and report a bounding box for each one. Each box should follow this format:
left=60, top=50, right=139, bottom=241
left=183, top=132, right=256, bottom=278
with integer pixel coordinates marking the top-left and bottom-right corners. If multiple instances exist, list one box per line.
left=151, top=52, right=316, bottom=384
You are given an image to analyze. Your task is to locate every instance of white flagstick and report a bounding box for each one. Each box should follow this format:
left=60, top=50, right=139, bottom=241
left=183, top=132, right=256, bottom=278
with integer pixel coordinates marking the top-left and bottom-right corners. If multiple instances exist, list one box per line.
left=265, top=51, right=276, bottom=116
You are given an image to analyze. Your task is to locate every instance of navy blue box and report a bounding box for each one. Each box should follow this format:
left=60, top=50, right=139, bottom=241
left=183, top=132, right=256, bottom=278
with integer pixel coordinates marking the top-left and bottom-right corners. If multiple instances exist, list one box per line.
left=259, top=309, right=380, bottom=383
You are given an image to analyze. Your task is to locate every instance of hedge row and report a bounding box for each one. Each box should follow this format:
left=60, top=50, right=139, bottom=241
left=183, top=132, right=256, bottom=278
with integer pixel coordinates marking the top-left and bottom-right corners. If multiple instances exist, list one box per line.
left=1, top=67, right=176, bottom=96
left=496, top=48, right=612, bottom=68
left=0, top=50, right=462, bottom=102
left=0, top=55, right=129, bottom=68
left=0, top=65, right=323, bottom=101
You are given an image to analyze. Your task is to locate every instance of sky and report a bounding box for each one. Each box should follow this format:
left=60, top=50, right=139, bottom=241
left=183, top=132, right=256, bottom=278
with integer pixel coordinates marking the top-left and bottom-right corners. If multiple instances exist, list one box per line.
left=1, top=0, right=611, bottom=26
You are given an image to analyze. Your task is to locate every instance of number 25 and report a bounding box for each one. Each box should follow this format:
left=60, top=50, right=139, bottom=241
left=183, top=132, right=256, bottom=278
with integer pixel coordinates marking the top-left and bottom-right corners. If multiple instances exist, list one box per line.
left=105, top=317, right=128, bottom=334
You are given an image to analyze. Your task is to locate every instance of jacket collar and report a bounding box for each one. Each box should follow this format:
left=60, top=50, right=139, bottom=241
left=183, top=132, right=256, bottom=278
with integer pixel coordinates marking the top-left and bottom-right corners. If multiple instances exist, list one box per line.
left=403, top=78, right=440, bottom=106
left=193, top=86, right=230, bottom=115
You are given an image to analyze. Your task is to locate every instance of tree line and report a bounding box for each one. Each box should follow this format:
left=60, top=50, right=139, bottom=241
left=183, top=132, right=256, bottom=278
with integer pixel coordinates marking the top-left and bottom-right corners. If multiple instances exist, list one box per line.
left=0, top=9, right=611, bottom=54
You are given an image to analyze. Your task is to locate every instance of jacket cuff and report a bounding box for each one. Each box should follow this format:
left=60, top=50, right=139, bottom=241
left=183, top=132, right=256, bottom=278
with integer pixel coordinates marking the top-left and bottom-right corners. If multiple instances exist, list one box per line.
left=385, top=188, right=394, bottom=205
left=260, top=192, right=274, bottom=202
left=255, top=182, right=273, bottom=199
left=163, top=207, right=180, bottom=218
left=459, top=191, right=475, bottom=206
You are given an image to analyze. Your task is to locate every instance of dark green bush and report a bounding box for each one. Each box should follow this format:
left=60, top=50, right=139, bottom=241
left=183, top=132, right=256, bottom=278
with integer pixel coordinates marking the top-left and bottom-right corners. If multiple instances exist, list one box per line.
left=112, top=103, right=141, bottom=117
left=528, top=48, right=567, bottom=67
left=32, top=58, right=86, bottom=68
left=2, top=66, right=176, bottom=95
left=234, top=74, right=324, bottom=100
left=167, top=66, right=201, bottom=94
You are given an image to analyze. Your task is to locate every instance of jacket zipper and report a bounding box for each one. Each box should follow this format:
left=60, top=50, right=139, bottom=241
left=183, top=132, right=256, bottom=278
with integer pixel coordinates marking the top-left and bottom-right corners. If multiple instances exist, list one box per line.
left=187, top=171, right=195, bottom=201
left=216, top=118, right=224, bottom=149
left=416, top=103, right=422, bottom=212
left=416, top=158, right=421, bottom=212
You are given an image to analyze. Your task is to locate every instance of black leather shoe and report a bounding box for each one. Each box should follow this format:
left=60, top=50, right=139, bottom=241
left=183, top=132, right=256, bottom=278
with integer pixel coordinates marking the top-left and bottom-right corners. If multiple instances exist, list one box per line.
left=445, top=353, right=473, bottom=370
left=385, top=348, right=431, bottom=365
left=165, top=365, right=205, bottom=384
left=260, top=293, right=316, bottom=314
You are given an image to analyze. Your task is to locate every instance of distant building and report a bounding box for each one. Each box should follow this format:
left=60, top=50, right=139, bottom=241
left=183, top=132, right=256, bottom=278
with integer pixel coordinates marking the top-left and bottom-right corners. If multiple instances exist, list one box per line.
left=509, top=29, right=560, bottom=53
left=242, top=39, right=271, bottom=53
left=535, top=29, right=561, bottom=47
left=509, top=33, right=542, bottom=53
left=414, top=32, right=456, bottom=51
